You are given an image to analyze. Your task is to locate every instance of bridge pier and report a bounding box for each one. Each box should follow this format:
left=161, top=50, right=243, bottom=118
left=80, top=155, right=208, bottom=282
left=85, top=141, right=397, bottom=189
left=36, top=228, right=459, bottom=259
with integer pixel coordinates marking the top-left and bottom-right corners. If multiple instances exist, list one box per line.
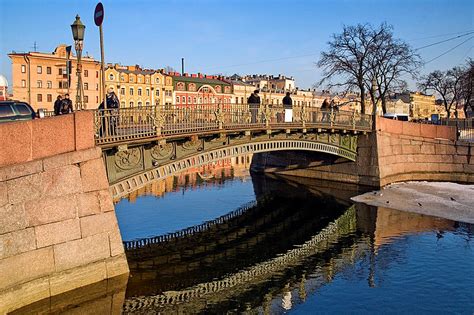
left=0, top=112, right=128, bottom=313
left=252, top=118, right=474, bottom=187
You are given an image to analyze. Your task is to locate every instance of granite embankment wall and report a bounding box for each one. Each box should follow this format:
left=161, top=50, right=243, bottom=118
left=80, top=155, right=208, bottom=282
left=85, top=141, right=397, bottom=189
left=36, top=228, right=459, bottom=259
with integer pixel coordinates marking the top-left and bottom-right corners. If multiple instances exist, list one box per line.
left=0, top=112, right=128, bottom=313
left=252, top=117, right=474, bottom=187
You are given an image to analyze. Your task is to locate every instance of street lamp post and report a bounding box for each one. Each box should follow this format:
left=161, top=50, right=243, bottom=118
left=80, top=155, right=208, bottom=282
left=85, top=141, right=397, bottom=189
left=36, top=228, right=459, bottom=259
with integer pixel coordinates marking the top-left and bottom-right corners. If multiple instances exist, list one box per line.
left=71, top=15, right=86, bottom=110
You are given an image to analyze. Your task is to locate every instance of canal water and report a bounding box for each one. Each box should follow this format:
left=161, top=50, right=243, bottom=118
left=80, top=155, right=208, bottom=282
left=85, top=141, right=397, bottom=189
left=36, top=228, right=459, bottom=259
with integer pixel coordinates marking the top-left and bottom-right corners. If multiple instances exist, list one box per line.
left=12, top=161, right=474, bottom=314
left=113, top=163, right=474, bottom=314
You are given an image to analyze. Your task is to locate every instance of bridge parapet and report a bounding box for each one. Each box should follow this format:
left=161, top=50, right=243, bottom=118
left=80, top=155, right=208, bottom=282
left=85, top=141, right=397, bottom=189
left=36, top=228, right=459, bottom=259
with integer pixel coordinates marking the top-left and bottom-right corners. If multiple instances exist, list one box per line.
left=94, top=104, right=372, bottom=146
left=0, top=112, right=128, bottom=313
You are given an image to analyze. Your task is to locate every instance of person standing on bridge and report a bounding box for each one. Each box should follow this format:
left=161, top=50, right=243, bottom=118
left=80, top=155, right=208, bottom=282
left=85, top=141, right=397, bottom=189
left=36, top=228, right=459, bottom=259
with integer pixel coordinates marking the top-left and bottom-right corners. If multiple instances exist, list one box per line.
left=321, top=98, right=330, bottom=122
left=59, top=94, right=73, bottom=115
left=283, top=92, right=293, bottom=122
left=53, top=95, right=62, bottom=115
left=248, top=90, right=260, bottom=123
left=98, top=88, right=120, bottom=137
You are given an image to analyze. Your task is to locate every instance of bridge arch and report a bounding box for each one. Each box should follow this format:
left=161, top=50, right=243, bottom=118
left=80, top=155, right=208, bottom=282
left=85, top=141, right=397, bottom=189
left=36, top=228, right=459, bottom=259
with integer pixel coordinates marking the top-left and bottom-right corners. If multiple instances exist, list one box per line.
left=110, top=137, right=357, bottom=199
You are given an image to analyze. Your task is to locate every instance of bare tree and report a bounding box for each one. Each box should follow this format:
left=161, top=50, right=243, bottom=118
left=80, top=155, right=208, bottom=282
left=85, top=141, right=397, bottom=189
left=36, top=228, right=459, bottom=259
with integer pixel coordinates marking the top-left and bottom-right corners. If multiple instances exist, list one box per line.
left=459, top=59, right=474, bottom=117
left=418, top=67, right=464, bottom=120
left=317, top=24, right=376, bottom=114
left=364, top=24, right=421, bottom=115
left=317, top=23, right=419, bottom=115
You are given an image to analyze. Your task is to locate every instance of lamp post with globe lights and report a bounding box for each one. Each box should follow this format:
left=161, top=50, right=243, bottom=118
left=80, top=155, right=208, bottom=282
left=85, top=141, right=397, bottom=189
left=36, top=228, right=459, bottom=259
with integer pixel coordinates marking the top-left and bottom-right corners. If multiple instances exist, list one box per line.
left=71, top=15, right=85, bottom=110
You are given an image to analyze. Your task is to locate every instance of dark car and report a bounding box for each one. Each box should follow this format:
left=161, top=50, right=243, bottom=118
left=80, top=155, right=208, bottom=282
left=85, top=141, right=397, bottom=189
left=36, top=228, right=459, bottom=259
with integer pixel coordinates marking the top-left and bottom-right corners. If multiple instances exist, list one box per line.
left=0, top=101, right=37, bottom=123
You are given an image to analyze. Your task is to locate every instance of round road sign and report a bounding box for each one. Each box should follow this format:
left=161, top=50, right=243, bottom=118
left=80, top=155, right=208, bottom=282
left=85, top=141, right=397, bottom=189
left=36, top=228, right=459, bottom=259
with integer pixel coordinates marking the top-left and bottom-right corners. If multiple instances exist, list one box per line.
left=94, top=2, right=104, bottom=26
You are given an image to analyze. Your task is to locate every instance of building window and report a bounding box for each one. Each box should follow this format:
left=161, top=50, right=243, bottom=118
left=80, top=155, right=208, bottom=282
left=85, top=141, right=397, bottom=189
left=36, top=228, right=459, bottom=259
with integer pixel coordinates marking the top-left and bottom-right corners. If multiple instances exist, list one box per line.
left=59, top=81, right=68, bottom=89
left=138, top=101, right=142, bottom=107
left=155, top=90, right=159, bottom=97
left=21, top=65, right=26, bottom=73
left=37, top=94, right=42, bottom=102
left=84, top=83, right=88, bottom=90
left=96, top=96, right=99, bottom=103
left=130, top=77, right=134, bottom=83
left=84, top=70, right=88, bottom=77
left=96, top=84, right=99, bottom=91
left=146, top=89, right=150, bottom=96
left=84, top=95, right=89, bottom=103
left=21, top=80, right=26, bottom=88
left=188, top=96, right=192, bottom=104
left=120, top=75, right=125, bottom=81
left=96, top=71, right=99, bottom=78
left=182, top=96, right=186, bottom=104
left=47, top=94, right=52, bottom=102
left=138, top=88, right=142, bottom=96
left=155, top=78, right=160, bottom=84
left=146, top=101, right=150, bottom=106
left=193, top=97, right=197, bottom=103
left=120, top=88, right=125, bottom=95
left=129, top=101, right=134, bottom=107
left=47, top=67, right=51, bottom=74
left=37, top=80, right=42, bottom=88
left=176, top=96, right=180, bottom=104
left=138, top=77, right=142, bottom=83
left=47, top=81, right=52, bottom=89
left=37, top=66, right=42, bottom=74
left=129, top=88, right=134, bottom=95
left=109, top=74, right=114, bottom=81
left=177, top=82, right=185, bottom=91
left=121, top=101, right=125, bottom=107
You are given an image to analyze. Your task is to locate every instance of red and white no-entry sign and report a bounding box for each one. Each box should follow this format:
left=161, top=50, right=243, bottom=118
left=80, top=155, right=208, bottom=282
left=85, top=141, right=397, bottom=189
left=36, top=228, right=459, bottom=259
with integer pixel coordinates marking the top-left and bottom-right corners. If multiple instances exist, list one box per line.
left=94, top=2, right=104, bottom=26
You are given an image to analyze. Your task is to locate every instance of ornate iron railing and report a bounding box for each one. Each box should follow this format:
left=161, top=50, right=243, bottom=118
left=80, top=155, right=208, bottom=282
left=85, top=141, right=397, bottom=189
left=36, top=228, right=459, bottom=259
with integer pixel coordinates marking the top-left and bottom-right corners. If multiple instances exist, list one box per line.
left=94, top=104, right=372, bottom=145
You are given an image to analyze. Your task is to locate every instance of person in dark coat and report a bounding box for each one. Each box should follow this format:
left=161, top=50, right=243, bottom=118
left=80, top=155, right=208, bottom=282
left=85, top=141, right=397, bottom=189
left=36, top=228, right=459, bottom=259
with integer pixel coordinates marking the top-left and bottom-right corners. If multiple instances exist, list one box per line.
left=54, top=95, right=62, bottom=115
left=59, top=94, right=73, bottom=114
left=321, top=98, right=329, bottom=122
left=98, top=88, right=120, bottom=136
left=282, top=92, right=293, bottom=122
left=247, top=90, right=260, bottom=123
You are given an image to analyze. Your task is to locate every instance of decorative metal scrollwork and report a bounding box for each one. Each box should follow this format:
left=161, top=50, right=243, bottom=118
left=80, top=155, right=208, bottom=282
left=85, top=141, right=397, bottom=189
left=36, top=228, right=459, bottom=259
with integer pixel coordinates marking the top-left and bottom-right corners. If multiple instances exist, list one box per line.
left=329, top=133, right=339, bottom=144
left=214, top=107, right=225, bottom=126
left=263, top=105, right=272, bottom=123
left=151, top=143, right=173, bottom=160
left=244, top=110, right=251, bottom=123
left=182, top=137, right=201, bottom=150
left=115, top=148, right=141, bottom=170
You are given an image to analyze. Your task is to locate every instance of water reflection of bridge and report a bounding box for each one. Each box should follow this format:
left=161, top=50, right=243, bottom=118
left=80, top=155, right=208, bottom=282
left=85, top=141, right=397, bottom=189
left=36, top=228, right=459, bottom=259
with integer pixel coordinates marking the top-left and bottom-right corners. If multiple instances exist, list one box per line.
left=121, top=175, right=370, bottom=313
left=123, top=206, right=365, bottom=313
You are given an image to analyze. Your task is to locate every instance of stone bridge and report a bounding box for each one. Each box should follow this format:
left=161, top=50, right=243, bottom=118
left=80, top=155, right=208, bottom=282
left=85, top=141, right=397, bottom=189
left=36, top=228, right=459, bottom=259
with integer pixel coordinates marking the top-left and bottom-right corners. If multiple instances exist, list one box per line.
left=0, top=106, right=473, bottom=312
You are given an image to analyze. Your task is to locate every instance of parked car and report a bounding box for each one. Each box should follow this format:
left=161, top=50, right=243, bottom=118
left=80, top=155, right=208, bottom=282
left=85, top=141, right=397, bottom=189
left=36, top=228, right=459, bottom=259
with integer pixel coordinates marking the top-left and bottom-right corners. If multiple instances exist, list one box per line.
left=383, top=113, right=409, bottom=121
left=0, top=101, right=44, bottom=123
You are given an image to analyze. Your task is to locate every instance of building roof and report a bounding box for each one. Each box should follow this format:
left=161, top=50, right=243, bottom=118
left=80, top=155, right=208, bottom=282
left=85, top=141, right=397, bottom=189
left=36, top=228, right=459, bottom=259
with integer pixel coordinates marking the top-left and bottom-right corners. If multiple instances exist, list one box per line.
left=172, top=75, right=231, bottom=86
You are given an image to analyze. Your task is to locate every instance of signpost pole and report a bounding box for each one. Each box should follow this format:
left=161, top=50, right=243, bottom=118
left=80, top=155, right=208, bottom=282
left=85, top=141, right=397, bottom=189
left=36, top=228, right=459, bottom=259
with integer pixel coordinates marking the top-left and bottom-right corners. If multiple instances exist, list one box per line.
left=99, top=24, right=106, bottom=107
left=94, top=2, right=106, bottom=108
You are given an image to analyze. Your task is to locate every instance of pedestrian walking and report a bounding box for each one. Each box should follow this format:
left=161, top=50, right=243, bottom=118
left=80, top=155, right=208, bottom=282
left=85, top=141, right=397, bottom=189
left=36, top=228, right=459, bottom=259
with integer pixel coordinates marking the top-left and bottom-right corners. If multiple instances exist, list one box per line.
left=59, top=94, right=73, bottom=115
left=54, top=95, right=62, bottom=115
left=282, top=92, right=293, bottom=122
left=247, top=90, right=260, bottom=123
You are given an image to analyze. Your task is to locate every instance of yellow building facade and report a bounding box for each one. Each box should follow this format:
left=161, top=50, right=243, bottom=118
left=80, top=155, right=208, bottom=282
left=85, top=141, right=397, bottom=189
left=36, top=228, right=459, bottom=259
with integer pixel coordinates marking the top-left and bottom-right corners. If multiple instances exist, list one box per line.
left=8, top=44, right=101, bottom=111
left=105, top=64, right=173, bottom=108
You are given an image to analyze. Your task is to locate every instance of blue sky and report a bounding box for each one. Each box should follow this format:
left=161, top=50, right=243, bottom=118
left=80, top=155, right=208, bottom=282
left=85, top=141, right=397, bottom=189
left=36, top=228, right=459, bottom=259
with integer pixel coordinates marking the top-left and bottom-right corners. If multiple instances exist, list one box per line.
left=0, top=0, right=473, bottom=90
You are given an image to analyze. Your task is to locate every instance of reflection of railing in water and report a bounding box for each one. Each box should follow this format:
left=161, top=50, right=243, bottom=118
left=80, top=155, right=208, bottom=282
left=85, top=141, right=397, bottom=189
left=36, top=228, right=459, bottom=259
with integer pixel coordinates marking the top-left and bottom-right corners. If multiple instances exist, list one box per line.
left=123, top=199, right=259, bottom=250
left=123, top=205, right=356, bottom=312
